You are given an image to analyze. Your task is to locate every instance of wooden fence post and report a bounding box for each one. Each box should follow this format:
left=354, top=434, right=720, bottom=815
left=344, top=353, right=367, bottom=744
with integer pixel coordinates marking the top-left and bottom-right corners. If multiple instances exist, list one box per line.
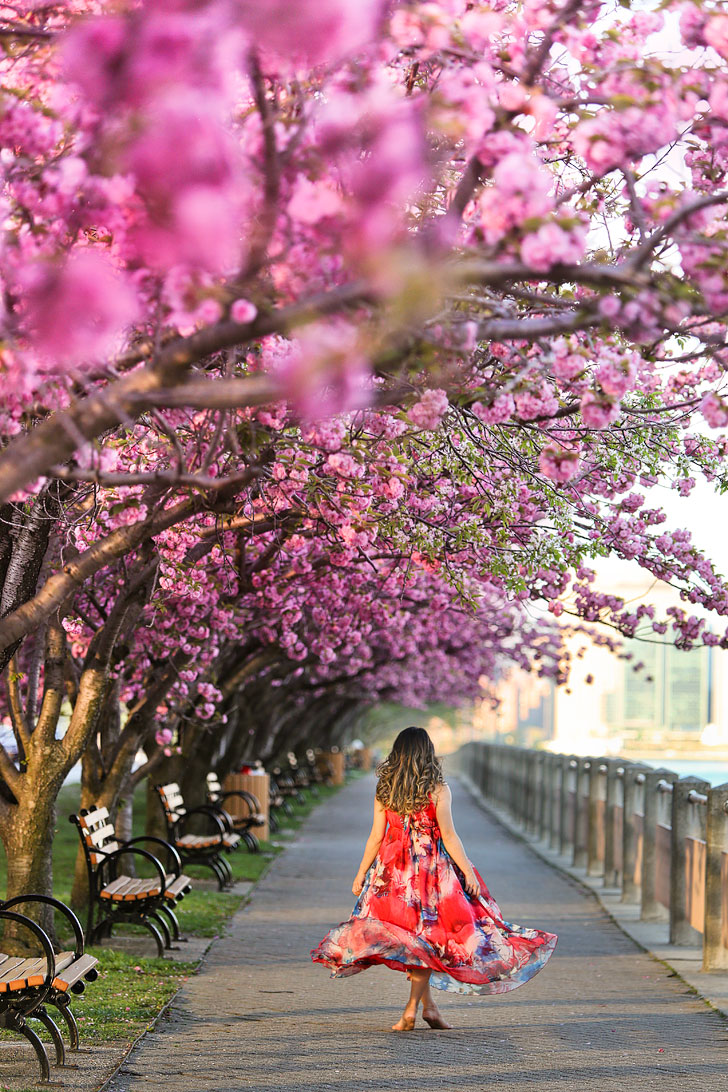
left=548, top=754, right=562, bottom=850
left=560, top=756, right=577, bottom=857
left=603, top=759, right=622, bottom=889
left=572, top=757, right=590, bottom=869
left=702, top=781, right=728, bottom=972
left=587, top=758, right=604, bottom=877
left=670, top=777, right=710, bottom=945
left=640, top=768, right=677, bottom=922
left=621, top=765, right=646, bottom=904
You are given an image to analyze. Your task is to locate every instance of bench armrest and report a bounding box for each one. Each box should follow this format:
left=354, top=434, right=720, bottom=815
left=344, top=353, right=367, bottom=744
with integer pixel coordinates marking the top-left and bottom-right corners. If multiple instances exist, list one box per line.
left=98, top=846, right=167, bottom=892
left=1, top=895, right=84, bottom=959
left=217, top=789, right=261, bottom=813
left=178, top=805, right=227, bottom=838
left=122, top=836, right=182, bottom=878
left=0, top=910, right=55, bottom=1013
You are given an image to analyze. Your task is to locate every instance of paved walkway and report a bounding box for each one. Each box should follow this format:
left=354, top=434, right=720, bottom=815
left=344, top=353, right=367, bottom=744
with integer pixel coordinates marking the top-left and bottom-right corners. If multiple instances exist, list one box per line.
left=108, top=775, right=728, bottom=1092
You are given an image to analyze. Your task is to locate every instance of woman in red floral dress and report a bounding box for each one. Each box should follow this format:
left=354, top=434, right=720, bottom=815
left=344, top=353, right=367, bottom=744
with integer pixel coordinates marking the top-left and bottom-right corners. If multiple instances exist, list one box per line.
left=311, top=726, right=557, bottom=1031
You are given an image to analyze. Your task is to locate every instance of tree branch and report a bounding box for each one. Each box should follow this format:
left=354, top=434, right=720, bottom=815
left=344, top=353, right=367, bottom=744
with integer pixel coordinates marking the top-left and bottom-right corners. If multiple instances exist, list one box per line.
left=0, top=282, right=371, bottom=506
left=0, top=466, right=264, bottom=654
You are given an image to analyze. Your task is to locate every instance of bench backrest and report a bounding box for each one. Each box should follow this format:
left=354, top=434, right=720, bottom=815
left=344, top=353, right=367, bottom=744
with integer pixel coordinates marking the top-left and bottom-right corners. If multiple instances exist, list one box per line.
left=156, top=783, right=187, bottom=828
left=71, top=807, right=120, bottom=870
left=206, top=773, right=222, bottom=803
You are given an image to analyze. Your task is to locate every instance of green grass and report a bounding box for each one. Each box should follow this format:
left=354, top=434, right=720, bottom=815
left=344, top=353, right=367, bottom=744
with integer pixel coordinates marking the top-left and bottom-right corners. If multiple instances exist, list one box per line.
left=75, top=947, right=197, bottom=1040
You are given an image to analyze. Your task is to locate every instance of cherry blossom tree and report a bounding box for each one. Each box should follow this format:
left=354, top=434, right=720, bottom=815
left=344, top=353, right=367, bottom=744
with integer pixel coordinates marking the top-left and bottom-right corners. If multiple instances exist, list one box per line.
left=3, top=0, right=728, bottom=922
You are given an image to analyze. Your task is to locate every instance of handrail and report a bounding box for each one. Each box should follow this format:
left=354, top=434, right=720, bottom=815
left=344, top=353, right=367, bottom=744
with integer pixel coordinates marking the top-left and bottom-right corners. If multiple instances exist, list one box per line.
left=458, top=739, right=728, bottom=971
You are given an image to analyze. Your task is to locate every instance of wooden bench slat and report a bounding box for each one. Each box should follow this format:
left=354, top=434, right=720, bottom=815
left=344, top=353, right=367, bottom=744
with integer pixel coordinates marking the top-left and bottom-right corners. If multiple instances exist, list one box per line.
left=87, top=823, right=117, bottom=845
left=81, top=806, right=110, bottom=828
left=177, top=834, right=221, bottom=848
left=164, top=875, right=192, bottom=899
left=0, top=958, right=33, bottom=983
left=100, top=876, right=162, bottom=901
left=53, top=953, right=98, bottom=992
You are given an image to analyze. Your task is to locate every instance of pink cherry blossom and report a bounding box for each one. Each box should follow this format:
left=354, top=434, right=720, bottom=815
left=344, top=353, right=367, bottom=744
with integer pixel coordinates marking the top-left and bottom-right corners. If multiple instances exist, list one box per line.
left=22, top=250, right=138, bottom=365
left=408, top=389, right=449, bottom=430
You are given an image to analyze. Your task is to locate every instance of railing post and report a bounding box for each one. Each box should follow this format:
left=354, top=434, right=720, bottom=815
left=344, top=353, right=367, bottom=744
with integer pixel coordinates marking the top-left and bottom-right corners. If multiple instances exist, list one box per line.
left=573, top=757, right=590, bottom=868
left=523, top=750, right=533, bottom=828
left=603, top=759, right=621, bottom=888
left=548, top=754, right=562, bottom=850
left=560, top=756, right=576, bottom=856
left=535, top=752, right=547, bottom=838
left=670, top=776, right=710, bottom=945
left=622, top=765, right=646, bottom=904
left=539, top=753, right=552, bottom=842
left=482, top=743, right=492, bottom=799
left=587, top=757, right=604, bottom=877
left=507, top=748, right=517, bottom=819
left=527, top=750, right=538, bottom=830
left=702, top=781, right=728, bottom=972
left=640, top=768, right=677, bottom=921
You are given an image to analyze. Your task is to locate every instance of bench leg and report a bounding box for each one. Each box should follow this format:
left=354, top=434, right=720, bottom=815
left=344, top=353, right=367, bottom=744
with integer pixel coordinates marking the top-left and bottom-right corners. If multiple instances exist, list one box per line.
left=209, top=856, right=228, bottom=891
left=268, top=810, right=279, bottom=833
left=150, top=910, right=172, bottom=949
left=142, top=916, right=166, bottom=957
left=34, top=1006, right=65, bottom=1067
left=53, top=995, right=79, bottom=1050
left=160, top=904, right=183, bottom=942
left=219, top=854, right=233, bottom=886
left=242, top=831, right=260, bottom=854
left=16, top=1015, right=51, bottom=1082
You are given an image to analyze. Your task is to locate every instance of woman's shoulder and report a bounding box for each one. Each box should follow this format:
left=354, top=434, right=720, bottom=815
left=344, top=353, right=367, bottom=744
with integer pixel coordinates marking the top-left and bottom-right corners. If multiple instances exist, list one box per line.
left=430, top=782, right=450, bottom=805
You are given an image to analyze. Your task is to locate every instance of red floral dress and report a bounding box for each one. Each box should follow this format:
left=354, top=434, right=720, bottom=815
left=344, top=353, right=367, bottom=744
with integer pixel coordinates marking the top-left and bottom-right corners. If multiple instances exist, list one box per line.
left=311, top=796, right=557, bottom=994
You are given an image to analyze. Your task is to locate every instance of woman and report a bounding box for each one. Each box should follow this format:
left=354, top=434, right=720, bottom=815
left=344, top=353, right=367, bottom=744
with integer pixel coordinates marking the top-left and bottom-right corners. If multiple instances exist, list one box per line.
left=311, top=726, right=557, bottom=1031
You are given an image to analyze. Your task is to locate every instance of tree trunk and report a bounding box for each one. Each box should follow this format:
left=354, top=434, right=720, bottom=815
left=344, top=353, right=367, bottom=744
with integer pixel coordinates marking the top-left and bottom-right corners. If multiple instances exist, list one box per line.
left=0, top=794, right=57, bottom=952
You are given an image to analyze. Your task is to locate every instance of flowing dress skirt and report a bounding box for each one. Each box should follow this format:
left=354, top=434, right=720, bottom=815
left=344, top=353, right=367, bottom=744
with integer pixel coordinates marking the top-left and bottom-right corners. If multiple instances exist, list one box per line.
left=311, top=800, right=557, bottom=994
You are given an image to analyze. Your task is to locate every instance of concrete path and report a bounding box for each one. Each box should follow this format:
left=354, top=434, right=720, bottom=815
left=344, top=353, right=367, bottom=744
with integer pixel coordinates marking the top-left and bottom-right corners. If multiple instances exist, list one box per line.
left=107, top=775, right=728, bottom=1092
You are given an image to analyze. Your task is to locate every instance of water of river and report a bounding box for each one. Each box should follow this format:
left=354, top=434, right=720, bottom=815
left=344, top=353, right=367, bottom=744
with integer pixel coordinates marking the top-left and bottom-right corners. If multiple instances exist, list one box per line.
left=641, top=758, right=728, bottom=785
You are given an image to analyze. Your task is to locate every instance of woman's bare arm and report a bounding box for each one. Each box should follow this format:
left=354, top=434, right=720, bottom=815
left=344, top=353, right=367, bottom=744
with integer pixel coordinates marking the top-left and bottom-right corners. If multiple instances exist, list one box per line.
left=434, top=784, right=479, bottom=896
left=352, top=796, right=387, bottom=895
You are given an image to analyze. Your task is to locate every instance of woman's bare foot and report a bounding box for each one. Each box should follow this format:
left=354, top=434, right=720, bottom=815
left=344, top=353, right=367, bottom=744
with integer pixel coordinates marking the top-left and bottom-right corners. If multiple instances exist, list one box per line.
left=422, top=1006, right=453, bottom=1030
left=392, top=1010, right=417, bottom=1032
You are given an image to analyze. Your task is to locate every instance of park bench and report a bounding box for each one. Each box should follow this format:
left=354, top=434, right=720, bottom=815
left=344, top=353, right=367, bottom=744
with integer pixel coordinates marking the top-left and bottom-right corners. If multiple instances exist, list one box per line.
left=70, top=806, right=192, bottom=956
left=263, top=772, right=285, bottom=833
left=270, top=764, right=305, bottom=808
left=0, top=894, right=99, bottom=1082
left=155, top=782, right=240, bottom=889
left=286, top=751, right=317, bottom=797
left=303, top=748, right=325, bottom=792
left=205, top=773, right=265, bottom=852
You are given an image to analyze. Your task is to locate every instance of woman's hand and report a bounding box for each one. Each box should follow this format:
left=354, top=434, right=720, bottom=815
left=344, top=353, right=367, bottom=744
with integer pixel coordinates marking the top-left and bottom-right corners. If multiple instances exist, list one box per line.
left=462, top=866, right=479, bottom=898
left=352, top=873, right=365, bottom=896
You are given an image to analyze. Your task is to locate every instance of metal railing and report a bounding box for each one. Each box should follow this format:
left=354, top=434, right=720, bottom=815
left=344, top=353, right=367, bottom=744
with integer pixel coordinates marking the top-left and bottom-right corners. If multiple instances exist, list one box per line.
left=454, top=741, right=728, bottom=972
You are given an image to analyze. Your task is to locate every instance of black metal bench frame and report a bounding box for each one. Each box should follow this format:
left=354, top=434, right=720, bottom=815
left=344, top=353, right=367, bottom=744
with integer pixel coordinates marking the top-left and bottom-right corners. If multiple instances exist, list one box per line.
left=70, top=807, right=191, bottom=956
left=0, top=894, right=99, bottom=1082
left=155, top=783, right=239, bottom=890
left=205, top=773, right=264, bottom=853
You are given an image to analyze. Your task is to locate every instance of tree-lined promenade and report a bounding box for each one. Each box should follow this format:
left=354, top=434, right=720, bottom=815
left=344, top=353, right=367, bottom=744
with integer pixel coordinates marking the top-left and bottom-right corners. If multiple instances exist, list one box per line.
left=1, top=0, right=728, bottom=1012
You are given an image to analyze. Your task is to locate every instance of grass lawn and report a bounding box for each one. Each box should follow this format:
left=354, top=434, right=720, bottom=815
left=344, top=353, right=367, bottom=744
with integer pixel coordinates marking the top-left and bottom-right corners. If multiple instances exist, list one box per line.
left=0, top=776, right=346, bottom=1048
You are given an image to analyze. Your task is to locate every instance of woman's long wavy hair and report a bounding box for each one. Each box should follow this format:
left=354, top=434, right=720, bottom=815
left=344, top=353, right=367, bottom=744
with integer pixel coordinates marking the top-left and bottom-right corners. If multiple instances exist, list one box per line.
left=375, top=727, right=444, bottom=815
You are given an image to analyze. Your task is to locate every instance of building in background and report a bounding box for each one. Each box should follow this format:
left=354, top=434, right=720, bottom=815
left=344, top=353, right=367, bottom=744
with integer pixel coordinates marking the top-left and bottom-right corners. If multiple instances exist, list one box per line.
left=470, top=575, right=728, bottom=759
